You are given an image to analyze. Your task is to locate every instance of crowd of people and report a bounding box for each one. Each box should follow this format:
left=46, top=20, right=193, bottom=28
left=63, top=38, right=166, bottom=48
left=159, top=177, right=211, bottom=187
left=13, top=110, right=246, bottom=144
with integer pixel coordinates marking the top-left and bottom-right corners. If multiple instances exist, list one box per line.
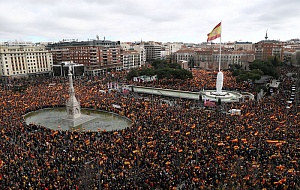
left=0, top=67, right=299, bottom=189
left=132, top=70, right=252, bottom=92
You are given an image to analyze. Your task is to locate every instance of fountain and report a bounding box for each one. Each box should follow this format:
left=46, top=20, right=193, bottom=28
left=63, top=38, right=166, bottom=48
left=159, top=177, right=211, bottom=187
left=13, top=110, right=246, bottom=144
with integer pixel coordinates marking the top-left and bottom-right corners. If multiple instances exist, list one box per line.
left=200, top=69, right=243, bottom=103
left=24, top=65, right=131, bottom=131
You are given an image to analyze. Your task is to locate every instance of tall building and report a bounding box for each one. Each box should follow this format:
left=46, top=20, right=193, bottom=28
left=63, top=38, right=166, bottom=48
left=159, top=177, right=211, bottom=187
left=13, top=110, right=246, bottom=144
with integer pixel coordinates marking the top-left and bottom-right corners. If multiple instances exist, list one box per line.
left=162, top=42, right=184, bottom=60
left=47, top=39, right=122, bottom=76
left=120, top=42, right=146, bottom=67
left=144, top=41, right=162, bottom=62
left=0, top=42, right=53, bottom=77
left=254, top=39, right=284, bottom=61
left=121, top=50, right=141, bottom=70
left=132, top=44, right=146, bottom=67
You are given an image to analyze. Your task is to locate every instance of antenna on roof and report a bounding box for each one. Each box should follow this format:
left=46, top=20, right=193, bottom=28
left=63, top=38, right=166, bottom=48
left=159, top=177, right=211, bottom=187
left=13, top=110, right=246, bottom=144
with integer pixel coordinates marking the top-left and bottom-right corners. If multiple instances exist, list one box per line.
left=265, top=29, right=268, bottom=40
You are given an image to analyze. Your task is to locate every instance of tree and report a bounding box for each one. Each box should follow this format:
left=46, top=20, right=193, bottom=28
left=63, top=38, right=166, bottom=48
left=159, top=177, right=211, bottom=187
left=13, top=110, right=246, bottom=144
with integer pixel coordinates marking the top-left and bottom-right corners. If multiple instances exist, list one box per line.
left=229, top=64, right=242, bottom=72
left=251, top=69, right=264, bottom=76
left=127, top=60, right=193, bottom=81
left=236, top=70, right=262, bottom=82
left=151, top=59, right=166, bottom=69
left=249, top=60, right=280, bottom=79
left=232, top=69, right=240, bottom=76
left=139, top=68, right=155, bottom=76
left=156, top=68, right=172, bottom=79
left=267, top=56, right=282, bottom=67
left=168, top=62, right=182, bottom=69
left=126, top=69, right=139, bottom=80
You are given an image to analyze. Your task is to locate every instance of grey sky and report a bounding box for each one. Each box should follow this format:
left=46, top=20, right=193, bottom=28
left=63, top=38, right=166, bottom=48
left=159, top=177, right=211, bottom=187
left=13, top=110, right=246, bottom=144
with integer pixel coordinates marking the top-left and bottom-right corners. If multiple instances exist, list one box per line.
left=1, top=0, right=299, bottom=43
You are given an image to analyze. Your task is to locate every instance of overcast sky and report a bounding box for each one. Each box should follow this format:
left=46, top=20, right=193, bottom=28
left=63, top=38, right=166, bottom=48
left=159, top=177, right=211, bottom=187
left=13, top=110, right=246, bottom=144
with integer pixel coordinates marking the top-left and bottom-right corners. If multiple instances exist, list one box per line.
left=1, top=0, right=299, bottom=43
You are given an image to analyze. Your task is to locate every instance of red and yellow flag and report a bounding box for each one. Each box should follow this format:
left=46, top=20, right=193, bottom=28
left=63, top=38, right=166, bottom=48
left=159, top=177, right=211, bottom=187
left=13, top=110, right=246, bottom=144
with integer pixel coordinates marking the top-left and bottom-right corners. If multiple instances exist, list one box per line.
left=207, top=22, right=221, bottom=42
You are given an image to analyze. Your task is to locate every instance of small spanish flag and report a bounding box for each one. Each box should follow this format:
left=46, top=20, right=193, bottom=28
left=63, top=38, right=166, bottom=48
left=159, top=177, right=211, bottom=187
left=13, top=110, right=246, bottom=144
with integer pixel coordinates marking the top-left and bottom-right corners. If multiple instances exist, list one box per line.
left=207, top=22, right=222, bottom=42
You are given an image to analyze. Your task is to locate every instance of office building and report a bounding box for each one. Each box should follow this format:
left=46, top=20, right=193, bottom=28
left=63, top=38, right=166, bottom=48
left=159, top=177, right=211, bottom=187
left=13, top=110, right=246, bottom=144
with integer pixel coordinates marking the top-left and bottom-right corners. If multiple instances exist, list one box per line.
left=0, top=42, right=53, bottom=77
left=47, top=39, right=122, bottom=76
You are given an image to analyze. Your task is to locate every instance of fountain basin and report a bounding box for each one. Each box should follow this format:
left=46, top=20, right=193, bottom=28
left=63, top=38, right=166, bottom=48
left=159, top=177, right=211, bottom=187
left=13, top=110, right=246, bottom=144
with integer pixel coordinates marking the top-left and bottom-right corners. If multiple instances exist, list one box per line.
left=201, top=90, right=243, bottom=102
left=24, top=107, right=132, bottom=131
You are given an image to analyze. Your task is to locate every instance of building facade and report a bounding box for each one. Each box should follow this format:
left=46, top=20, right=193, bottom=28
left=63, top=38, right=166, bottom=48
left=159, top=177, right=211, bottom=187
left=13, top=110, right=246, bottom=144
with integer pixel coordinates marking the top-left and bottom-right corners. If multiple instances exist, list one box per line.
left=121, top=50, right=141, bottom=70
left=174, top=46, right=255, bottom=70
left=47, top=40, right=122, bottom=76
left=144, top=41, right=162, bottom=62
left=132, top=45, right=146, bottom=67
left=120, top=42, right=146, bottom=67
left=163, top=42, right=183, bottom=55
left=254, top=40, right=284, bottom=61
left=174, top=48, right=196, bottom=68
left=0, top=43, right=53, bottom=77
left=234, top=42, right=254, bottom=51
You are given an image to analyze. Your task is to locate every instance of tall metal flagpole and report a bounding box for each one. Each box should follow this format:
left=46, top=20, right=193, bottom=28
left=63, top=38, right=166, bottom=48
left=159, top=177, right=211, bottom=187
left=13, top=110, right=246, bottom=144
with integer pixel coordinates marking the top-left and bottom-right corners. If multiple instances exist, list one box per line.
left=218, top=22, right=222, bottom=71
left=216, top=21, right=223, bottom=95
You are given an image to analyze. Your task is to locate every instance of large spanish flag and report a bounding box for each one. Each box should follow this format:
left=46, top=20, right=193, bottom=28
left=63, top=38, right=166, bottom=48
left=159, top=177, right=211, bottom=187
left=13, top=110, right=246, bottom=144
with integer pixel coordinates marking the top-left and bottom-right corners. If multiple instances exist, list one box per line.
left=207, top=22, right=221, bottom=42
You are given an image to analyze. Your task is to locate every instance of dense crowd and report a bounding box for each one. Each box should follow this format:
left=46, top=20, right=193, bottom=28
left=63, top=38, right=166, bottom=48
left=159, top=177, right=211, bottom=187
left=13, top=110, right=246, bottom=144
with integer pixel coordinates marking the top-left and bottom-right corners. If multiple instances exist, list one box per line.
left=0, top=67, right=299, bottom=189
left=131, top=70, right=252, bottom=92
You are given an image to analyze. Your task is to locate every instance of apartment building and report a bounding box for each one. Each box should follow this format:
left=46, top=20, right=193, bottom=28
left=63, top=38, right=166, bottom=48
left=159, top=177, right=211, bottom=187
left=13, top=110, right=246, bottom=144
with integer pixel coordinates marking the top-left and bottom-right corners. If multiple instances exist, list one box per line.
left=162, top=42, right=184, bottom=58
left=121, top=50, right=141, bottom=70
left=283, top=41, right=300, bottom=65
left=47, top=40, right=122, bottom=76
left=144, top=41, right=162, bottom=62
left=132, top=45, right=146, bottom=67
left=254, top=40, right=284, bottom=61
left=0, top=42, right=53, bottom=77
left=120, top=42, right=146, bottom=67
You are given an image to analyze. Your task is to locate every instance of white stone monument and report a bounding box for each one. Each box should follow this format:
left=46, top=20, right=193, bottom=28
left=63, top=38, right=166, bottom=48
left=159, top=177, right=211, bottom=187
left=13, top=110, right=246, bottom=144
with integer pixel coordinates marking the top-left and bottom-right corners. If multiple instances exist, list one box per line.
left=66, top=65, right=81, bottom=119
left=65, top=65, right=95, bottom=127
left=216, top=71, right=224, bottom=95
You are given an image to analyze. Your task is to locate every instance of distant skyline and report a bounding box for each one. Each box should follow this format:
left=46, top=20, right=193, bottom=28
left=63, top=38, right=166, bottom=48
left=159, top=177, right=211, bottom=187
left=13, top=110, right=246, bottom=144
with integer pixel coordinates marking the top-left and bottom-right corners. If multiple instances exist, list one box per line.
left=1, top=0, right=300, bottom=43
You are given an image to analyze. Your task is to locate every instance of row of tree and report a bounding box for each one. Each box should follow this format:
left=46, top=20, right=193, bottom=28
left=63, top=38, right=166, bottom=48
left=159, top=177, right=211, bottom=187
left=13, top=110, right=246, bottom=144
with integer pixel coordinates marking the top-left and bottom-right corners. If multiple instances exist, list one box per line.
left=127, top=60, right=193, bottom=81
left=127, top=57, right=282, bottom=89
left=231, top=56, right=282, bottom=82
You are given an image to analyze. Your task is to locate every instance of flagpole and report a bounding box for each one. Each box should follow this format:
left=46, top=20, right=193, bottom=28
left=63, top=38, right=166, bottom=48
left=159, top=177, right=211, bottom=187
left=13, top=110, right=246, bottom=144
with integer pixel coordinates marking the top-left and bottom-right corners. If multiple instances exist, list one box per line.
left=218, top=22, right=222, bottom=71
